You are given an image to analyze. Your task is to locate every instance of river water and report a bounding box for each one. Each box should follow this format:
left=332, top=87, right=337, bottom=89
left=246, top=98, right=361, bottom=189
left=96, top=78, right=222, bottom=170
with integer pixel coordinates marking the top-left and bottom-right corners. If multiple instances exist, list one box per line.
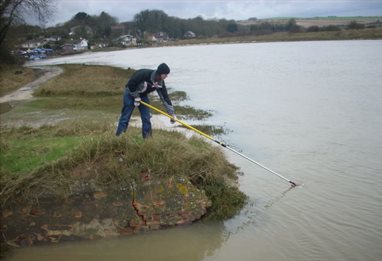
left=9, top=40, right=382, bottom=260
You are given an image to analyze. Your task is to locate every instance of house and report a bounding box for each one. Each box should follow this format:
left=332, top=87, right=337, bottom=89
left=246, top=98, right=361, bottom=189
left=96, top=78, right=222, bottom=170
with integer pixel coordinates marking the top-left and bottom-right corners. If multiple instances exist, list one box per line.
left=184, top=31, right=196, bottom=38
left=91, top=42, right=109, bottom=49
left=73, top=39, right=89, bottom=51
left=21, top=40, right=43, bottom=49
left=113, top=34, right=136, bottom=46
left=153, top=32, right=169, bottom=43
left=61, top=44, right=75, bottom=53
left=44, top=36, right=61, bottom=42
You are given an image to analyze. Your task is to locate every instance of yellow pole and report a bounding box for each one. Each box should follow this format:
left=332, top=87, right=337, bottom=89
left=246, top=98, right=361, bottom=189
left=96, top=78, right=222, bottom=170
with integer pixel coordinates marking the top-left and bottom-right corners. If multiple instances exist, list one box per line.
left=140, top=100, right=221, bottom=144
left=140, top=100, right=297, bottom=187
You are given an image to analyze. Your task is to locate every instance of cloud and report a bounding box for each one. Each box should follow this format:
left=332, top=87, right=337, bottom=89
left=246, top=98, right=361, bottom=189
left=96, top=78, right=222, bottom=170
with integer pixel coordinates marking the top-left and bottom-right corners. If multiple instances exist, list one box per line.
left=46, top=0, right=382, bottom=26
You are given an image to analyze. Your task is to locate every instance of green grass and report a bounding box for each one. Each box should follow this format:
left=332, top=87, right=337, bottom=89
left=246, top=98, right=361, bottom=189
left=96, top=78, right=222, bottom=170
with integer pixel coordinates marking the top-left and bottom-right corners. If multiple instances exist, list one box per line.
left=1, top=136, right=83, bottom=174
left=1, top=64, right=245, bottom=223
left=0, top=121, right=112, bottom=174
left=26, top=96, right=122, bottom=112
left=0, top=121, right=246, bottom=220
left=0, top=63, right=246, bottom=258
left=22, top=96, right=211, bottom=119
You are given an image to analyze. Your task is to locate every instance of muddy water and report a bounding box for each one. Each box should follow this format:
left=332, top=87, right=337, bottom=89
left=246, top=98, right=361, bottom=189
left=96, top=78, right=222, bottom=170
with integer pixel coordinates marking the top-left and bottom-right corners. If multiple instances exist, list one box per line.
left=9, top=40, right=382, bottom=260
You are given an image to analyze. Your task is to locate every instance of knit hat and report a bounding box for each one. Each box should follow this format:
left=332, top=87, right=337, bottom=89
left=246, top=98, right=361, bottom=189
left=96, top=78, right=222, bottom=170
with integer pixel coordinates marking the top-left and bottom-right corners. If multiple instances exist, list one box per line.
left=156, top=63, right=170, bottom=75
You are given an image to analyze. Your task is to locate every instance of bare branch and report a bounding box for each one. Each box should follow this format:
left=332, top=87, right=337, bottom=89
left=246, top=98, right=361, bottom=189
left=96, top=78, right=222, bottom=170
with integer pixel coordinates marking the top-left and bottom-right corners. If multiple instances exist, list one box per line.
left=0, top=0, right=55, bottom=46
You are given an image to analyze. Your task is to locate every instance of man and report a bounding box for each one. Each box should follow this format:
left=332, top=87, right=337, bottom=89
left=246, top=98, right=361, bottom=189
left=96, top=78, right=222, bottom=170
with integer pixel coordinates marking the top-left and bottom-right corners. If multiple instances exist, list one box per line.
left=116, top=63, right=176, bottom=138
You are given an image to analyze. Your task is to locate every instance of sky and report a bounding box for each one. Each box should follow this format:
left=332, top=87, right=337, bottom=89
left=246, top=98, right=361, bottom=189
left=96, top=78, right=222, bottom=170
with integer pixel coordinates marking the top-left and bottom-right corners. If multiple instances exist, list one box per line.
left=45, top=0, right=382, bottom=26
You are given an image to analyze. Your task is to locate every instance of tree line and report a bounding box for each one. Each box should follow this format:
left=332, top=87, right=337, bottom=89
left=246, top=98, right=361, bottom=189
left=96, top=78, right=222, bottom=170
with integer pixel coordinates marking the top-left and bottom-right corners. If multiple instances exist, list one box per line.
left=1, top=0, right=377, bottom=64
left=133, top=9, right=237, bottom=38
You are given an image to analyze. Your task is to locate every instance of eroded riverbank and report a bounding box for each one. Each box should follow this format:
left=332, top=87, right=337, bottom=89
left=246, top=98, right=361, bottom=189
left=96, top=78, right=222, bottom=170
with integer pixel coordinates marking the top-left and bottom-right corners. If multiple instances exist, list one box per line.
left=0, top=64, right=246, bottom=257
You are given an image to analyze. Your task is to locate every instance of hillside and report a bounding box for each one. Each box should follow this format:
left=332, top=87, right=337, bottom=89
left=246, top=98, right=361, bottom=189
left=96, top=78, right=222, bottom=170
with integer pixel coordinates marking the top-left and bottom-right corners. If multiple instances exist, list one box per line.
left=238, top=16, right=382, bottom=27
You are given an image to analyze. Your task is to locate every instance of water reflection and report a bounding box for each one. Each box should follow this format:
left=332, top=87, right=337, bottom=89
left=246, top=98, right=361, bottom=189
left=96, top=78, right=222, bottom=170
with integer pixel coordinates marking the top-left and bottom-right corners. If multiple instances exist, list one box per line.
left=264, top=184, right=301, bottom=208
left=6, top=222, right=228, bottom=261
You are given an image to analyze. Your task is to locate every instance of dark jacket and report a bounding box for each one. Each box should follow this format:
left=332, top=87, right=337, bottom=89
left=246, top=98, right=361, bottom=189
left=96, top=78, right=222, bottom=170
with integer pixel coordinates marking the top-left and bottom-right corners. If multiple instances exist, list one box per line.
left=126, top=69, right=174, bottom=115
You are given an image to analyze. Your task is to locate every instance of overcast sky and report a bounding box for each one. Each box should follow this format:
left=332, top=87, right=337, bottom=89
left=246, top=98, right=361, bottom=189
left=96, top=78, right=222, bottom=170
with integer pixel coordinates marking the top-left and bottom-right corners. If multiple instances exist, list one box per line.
left=46, top=0, right=382, bottom=26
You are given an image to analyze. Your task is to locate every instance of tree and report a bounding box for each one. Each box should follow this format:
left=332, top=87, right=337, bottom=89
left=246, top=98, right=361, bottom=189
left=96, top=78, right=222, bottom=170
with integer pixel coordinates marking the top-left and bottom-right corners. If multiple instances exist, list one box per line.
left=73, top=12, right=89, bottom=22
left=0, top=0, right=54, bottom=47
left=322, top=25, right=341, bottom=31
left=134, top=9, right=169, bottom=34
left=95, top=11, right=117, bottom=38
left=347, top=20, right=365, bottom=30
left=306, top=25, right=320, bottom=32
left=226, top=21, right=238, bottom=33
left=250, top=22, right=275, bottom=35
left=286, top=18, right=301, bottom=33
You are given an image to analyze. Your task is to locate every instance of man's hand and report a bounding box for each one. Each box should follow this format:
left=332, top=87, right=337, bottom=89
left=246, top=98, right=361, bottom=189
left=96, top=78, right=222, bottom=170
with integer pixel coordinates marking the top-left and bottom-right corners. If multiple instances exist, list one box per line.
left=170, top=115, right=177, bottom=124
left=134, top=97, right=141, bottom=107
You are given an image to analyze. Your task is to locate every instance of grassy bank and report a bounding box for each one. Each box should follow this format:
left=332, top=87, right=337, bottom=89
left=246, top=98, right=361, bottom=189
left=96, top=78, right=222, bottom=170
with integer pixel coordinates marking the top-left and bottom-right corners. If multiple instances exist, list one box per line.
left=1, top=64, right=244, bottom=220
left=0, top=64, right=40, bottom=96
left=0, top=61, right=246, bottom=258
left=0, top=64, right=215, bottom=131
left=0, top=121, right=246, bottom=219
left=34, top=64, right=132, bottom=97
left=31, top=64, right=212, bottom=120
left=0, top=120, right=246, bottom=256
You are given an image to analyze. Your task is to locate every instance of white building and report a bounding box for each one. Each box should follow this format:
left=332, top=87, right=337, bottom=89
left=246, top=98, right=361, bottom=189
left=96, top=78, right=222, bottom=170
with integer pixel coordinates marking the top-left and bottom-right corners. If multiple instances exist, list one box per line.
left=21, top=40, right=43, bottom=49
left=73, top=39, right=88, bottom=51
left=184, top=31, right=196, bottom=38
left=114, top=35, right=136, bottom=46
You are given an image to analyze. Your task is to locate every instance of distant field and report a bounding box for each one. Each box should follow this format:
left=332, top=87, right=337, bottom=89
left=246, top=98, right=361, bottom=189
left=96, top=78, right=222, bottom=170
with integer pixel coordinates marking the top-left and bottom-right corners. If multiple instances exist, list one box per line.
left=296, top=17, right=382, bottom=27
left=170, top=28, right=382, bottom=46
left=238, top=16, right=382, bottom=27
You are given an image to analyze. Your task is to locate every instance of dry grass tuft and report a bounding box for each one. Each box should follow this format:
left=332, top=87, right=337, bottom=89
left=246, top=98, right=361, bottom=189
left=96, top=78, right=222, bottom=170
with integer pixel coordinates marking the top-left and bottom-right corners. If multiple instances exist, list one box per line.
left=0, top=65, right=39, bottom=96
left=34, top=64, right=134, bottom=97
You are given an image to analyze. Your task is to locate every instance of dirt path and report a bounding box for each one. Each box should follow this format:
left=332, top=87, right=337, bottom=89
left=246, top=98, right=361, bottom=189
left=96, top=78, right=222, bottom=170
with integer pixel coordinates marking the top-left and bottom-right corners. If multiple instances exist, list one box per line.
left=0, top=66, right=63, bottom=104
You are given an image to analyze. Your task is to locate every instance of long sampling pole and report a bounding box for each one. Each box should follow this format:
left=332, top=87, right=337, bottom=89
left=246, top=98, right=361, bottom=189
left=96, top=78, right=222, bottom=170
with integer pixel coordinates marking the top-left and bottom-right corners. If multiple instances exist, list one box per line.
left=140, top=101, right=297, bottom=187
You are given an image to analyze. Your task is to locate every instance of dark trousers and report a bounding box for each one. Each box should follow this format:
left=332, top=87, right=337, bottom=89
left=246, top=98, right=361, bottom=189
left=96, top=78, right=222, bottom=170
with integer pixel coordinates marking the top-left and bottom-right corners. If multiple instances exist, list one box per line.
left=115, top=89, right=152, bottom=138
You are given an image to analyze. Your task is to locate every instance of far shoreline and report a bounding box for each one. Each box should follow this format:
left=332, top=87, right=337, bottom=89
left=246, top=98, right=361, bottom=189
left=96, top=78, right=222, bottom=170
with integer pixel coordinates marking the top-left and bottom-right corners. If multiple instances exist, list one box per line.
left=25, top=27, right=382, bottom=61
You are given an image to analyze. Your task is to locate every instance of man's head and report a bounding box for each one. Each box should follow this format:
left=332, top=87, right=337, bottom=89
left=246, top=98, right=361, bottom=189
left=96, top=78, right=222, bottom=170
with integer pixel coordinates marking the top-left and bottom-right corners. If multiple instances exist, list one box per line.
left=156, top=63, right=170, bottom=80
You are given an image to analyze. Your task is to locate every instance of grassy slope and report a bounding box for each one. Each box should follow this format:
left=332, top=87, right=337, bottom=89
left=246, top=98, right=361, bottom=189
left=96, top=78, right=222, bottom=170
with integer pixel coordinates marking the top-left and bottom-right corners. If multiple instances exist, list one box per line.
left=0, top=64, right=246, bottom=222
left=34, top=64, right=131, bottom=96
left=0, top=64, right=39, bottom=96
left=31, top=64, right=211, bottom=119
left=0, top=64, right=214, bottom=132
left=0, top=121, right=246, bottom=220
